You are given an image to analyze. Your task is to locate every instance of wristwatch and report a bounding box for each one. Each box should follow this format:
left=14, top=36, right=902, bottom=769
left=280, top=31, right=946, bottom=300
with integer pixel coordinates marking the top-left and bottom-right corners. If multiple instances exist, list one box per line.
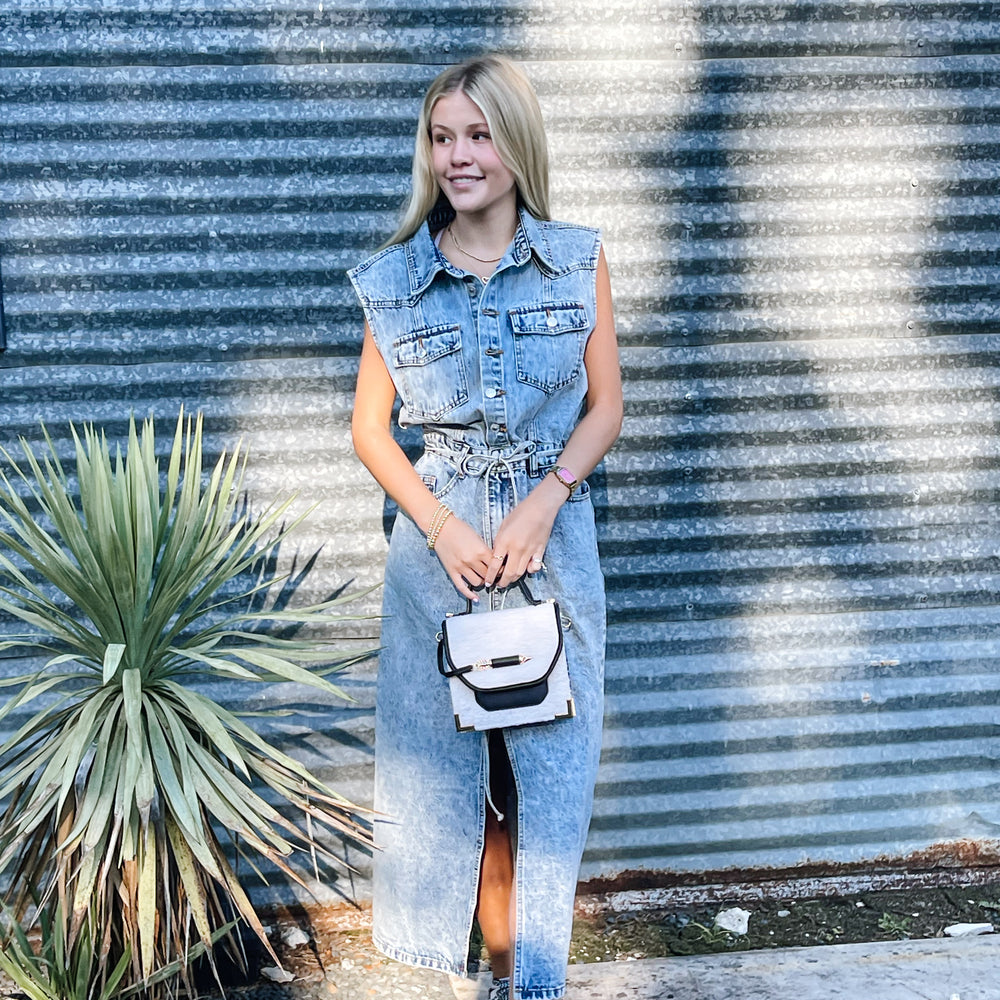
left=552, top=465, right=579, bottom=495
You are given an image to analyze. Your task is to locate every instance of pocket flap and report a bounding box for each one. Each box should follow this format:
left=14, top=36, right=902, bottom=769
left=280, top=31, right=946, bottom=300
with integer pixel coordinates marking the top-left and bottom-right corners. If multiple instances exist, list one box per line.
left=509, top=304, right=588, bottom=336
left=393, top=324, right=461, bottom=367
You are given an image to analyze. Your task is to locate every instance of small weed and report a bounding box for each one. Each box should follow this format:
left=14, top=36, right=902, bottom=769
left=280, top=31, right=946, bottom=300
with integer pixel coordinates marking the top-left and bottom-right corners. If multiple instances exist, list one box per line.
left=687, top=921, right=735, bottom=946
left=877, top=912, right=912, bottom=939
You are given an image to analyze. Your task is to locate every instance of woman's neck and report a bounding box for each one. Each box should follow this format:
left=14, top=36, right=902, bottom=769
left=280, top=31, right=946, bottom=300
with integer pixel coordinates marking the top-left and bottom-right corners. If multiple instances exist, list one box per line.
left=441, top=208, right=519, bottom=278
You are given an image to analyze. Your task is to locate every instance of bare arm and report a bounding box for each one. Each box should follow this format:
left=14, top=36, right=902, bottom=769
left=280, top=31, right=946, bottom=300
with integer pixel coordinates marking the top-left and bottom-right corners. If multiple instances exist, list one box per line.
left=486, top=246, right=623, bottom=588
left=351, top=323, right=493, bottom=601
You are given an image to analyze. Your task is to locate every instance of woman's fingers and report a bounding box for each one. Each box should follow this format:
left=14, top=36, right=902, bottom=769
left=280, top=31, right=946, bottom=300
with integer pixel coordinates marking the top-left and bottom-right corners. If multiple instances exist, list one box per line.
left=487, top=541, right=547, bottom=587
left=451, top=571, right=482, bottom=601
left=483, top=551, right=506, bottom=588
left=491, top=543, right=526, bottom=589
left=498, top=555, right=530, bottom=590
left=449, top=561, right=487, bottom=601
left=455, top=554, right=490, bottom=595
left=432, top=516, right=494, bottom=599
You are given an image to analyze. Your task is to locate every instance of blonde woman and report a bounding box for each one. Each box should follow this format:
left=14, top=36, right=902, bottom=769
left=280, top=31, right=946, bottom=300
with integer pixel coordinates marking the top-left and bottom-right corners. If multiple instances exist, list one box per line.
left=349, top=54, right=622, bottom=1000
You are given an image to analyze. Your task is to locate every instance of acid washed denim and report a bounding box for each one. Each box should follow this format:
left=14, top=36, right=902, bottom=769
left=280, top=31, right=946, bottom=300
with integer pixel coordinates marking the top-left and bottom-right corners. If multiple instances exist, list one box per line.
left=347, top=208, right=606, bottom=1000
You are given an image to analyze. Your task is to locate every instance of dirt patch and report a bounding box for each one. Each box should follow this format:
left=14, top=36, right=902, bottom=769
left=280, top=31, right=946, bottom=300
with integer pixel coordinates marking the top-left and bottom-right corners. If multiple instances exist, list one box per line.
left=188, top=879, right=1000, bottom=997
left=263, top=879, right=1000, bottom=981
left=567, top=881, right=1000, bottom=962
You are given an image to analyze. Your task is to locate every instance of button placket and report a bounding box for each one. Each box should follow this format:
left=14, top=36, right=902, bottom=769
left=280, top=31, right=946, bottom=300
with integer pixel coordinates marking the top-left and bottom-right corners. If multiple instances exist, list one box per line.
left=478, top=284, right=508, bottom=447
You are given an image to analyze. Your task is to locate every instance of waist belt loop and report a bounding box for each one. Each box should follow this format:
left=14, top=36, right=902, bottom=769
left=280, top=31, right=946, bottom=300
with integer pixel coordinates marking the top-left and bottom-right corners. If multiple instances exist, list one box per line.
left=527, top=443, right=563, bottom=477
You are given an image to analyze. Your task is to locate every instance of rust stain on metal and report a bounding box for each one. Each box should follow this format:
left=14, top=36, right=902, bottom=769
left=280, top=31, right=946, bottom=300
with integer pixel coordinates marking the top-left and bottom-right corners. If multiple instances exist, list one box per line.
left=577, top=839, right=1000, bottom=896
left=901, top=839, right=1000, bottom=869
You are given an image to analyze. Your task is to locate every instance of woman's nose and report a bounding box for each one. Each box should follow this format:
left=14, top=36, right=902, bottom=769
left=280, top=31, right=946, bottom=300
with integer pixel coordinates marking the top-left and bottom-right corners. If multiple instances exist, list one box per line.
left=450, top=138, right=473, bottom=163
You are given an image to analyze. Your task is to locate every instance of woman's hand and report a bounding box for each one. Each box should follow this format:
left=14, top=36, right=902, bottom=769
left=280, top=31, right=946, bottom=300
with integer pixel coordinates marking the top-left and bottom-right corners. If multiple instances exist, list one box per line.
left=484, top=479, right=565, bottom=589
left=432, top=516, right=495, bottom=601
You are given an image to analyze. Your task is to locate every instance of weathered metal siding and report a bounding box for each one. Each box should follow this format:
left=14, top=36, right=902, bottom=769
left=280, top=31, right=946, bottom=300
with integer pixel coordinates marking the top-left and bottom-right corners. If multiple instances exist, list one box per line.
left=1, top=2, right=1000, bottom=901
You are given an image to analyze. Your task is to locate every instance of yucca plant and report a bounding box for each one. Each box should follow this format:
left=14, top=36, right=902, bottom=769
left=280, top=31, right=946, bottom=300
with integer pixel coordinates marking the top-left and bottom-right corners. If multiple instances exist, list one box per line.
left=0, top=411, right=373, bottom=998
left=0, top=900, right=133, bottom=1000
left=0, top=897, right=239, bottom=1000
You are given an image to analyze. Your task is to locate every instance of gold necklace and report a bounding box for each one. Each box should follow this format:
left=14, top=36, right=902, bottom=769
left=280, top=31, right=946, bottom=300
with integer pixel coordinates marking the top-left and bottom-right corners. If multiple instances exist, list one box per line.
left=447, top=224, right=504, bottom=264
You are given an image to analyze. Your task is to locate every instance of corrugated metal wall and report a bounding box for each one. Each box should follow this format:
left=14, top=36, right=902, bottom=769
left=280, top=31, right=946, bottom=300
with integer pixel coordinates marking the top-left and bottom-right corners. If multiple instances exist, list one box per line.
left=2, top=2, right=1000, bottom=902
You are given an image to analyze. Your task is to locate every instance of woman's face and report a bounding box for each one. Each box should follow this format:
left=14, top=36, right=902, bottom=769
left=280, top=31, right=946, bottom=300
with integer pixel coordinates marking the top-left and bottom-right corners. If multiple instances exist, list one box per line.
left=429, top=89, right=517, bottom=222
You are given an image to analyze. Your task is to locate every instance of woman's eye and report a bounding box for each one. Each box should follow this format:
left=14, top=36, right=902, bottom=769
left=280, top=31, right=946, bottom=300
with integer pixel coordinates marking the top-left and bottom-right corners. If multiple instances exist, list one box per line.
left=433, top=134, right=451, bottom=144
left=472, top=132, right=491, bottom=141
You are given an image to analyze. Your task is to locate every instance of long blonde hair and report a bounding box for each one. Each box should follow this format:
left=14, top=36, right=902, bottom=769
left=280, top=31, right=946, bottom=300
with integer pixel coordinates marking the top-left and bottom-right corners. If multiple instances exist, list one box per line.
left=383, top=55, right=551, bottom=248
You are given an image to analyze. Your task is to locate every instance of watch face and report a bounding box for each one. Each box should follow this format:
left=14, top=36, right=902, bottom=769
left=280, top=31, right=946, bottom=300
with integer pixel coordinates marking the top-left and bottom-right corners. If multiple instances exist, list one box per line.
left=556, top=467, right=576, bottom=487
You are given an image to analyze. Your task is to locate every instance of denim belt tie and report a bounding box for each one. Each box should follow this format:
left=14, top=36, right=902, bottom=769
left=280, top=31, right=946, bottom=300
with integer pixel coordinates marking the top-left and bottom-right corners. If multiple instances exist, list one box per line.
left=455, top=440, right=537, bottom=501
left=424, top=438, right=552, bottom=550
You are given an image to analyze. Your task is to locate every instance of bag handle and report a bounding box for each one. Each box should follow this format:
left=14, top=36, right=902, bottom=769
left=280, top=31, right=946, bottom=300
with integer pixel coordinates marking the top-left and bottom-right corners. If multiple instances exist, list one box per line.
left=459, top=575, right=541, bottom=616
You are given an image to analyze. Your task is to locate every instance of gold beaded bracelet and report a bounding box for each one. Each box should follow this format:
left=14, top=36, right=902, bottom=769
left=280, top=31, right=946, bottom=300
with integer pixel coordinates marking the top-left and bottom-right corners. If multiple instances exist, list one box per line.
left=426, top=503, right=453, bottom=550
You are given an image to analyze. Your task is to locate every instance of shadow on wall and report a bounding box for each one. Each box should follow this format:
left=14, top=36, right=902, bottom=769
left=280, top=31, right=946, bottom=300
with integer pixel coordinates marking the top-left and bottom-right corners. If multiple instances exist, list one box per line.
left=587, top=19, right=1000, bottom=874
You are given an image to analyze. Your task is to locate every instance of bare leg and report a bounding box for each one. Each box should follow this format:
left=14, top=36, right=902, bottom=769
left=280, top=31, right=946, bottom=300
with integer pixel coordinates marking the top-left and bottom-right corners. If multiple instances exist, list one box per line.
left=477, top=731, right=515, bottom=979
left=478, top=809, right=513, bottom=978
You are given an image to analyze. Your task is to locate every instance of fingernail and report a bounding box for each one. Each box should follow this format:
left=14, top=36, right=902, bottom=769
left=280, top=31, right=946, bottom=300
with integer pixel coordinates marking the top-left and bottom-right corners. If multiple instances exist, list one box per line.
left=471, top=595, right=480, bottom=603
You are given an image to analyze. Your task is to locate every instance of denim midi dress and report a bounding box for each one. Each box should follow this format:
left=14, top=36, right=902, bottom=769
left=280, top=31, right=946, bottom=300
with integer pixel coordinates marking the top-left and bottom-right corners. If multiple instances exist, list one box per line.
left=347, top=208, right=606, bottom=1000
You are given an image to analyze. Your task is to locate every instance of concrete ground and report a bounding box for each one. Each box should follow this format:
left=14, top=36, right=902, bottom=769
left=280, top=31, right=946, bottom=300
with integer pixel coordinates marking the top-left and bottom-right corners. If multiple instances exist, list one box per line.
left=266, top=933, right=1000, bottom=1000
left=561, top=935, right=999, bottom=999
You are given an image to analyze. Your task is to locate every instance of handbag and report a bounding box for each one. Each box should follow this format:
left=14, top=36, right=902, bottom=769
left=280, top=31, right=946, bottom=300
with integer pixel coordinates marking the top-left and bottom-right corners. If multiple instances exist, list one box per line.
left=437, top=577, right=575, bottom=732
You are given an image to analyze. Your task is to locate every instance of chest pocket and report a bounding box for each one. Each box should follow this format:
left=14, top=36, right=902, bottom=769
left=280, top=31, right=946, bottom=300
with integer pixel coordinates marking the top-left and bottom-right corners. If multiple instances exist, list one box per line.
left=391, top=323, right=469, bottom=421
left=508, top=302, right=589, bottom=394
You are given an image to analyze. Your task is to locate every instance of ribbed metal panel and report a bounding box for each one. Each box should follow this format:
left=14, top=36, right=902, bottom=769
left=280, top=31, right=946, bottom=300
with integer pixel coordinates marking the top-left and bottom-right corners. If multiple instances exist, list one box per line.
left=2, top=3, right=1000, bottom=899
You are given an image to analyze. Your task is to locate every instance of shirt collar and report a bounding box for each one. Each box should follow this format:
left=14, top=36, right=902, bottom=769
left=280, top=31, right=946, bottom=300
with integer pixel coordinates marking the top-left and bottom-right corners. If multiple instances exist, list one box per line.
left=406, top=205, right=556, bottom=297
left=511, top=207, right=558, bottom=274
